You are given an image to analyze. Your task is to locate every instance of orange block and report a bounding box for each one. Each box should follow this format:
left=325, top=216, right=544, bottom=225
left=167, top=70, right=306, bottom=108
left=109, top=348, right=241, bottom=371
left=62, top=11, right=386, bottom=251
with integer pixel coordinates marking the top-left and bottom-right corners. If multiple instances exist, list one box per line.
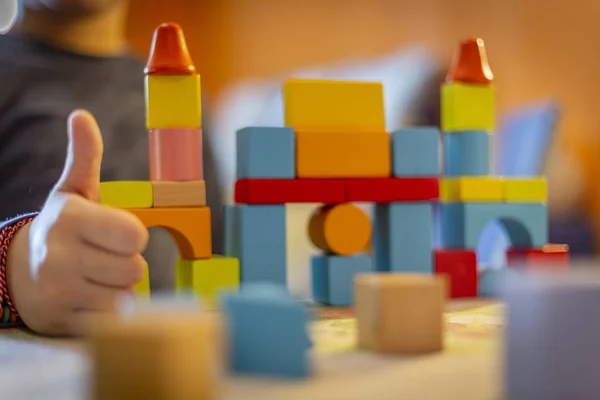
left=296, top=130, right=390, bottom=178
left=127, top=207, right=211, bottom=259
left=308, top=203, right=371, bottom=256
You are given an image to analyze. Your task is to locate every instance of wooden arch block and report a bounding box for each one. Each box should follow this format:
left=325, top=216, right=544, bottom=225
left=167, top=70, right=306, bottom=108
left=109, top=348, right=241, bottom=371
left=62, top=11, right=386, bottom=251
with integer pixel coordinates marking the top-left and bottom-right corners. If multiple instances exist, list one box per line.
left=127, top=207, right=211, bottom=259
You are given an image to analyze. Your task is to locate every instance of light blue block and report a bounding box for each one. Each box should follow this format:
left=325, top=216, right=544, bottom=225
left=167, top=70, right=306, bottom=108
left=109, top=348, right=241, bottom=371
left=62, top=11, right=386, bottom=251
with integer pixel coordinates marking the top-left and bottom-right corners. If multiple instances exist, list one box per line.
left=443, top=130, right=491, bottom=176
left=392, top=127, right=440, bottom=177
left=373, top=202, right=434, bottom=273
left=478, top=268, right=520, bottom=297
left=225, top=205, right=287, bottom=285
left=311, top=254, right=372, bottom=306
left=222, top=283, right=311, bottom=378
left=441, top=203, right=547, bottom=249
left=236, top=126, right=295, bottom=179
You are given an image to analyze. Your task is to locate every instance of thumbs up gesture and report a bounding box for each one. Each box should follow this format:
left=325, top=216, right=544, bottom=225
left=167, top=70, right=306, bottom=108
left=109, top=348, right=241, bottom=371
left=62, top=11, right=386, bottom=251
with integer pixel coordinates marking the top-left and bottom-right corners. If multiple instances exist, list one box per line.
left=7, top=110, right=149, bottom=336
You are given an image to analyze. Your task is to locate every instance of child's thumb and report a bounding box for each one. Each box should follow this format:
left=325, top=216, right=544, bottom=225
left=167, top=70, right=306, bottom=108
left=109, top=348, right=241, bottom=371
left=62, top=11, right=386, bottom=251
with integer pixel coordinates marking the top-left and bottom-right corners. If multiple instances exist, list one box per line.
left=54, top=110, right=104, bottom=202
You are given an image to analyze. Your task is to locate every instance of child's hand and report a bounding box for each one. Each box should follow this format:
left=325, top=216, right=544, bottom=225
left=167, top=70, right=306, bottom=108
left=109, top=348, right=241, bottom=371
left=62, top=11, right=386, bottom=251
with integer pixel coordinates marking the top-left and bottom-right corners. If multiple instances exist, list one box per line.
left=7, top=110, right=149, bottom=336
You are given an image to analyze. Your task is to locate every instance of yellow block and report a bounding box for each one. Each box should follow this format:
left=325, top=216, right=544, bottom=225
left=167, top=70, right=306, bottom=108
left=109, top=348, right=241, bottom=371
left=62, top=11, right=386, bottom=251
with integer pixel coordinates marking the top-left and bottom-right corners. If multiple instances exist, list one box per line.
left=503, top=177, right=547, bottom=202
left=176, top=256, right=240, bottom=310
left=441, top=177, right=503, bottom=202
left=134, top=261, right=150, bottom=298
left=296, top=130, right=390, bottom=178
left=145, top=74, right=201, bottom=130
left=283, top=78, right=385, bottom=131
left=441, top=83, right=495, bottom=132
left=100, top=181, right=153, bottom=209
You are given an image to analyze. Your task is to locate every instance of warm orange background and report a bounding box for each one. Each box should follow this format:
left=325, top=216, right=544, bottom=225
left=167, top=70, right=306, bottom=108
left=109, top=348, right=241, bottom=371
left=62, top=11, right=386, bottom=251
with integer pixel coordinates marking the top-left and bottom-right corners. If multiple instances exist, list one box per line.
left=126, top=0, right=600, bottom=241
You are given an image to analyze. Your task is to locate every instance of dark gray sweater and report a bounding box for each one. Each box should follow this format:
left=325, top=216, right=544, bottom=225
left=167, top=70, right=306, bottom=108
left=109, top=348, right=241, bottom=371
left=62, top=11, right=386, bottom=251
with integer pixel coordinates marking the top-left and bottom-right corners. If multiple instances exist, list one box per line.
left=0, top=34, right=223, bottom=288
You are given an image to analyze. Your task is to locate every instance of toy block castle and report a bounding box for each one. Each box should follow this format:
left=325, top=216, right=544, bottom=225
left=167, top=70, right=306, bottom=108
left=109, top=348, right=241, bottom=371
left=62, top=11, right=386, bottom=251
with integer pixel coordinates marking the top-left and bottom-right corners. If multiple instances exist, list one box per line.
left=99, top=23, right=239, bottom=308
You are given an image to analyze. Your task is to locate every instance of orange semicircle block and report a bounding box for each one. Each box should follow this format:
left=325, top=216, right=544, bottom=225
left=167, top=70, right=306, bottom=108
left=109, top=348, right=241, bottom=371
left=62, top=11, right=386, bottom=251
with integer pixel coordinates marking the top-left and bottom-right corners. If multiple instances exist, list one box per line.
left=308, top=203, right=371, bottom=256
left=446, top=37, right=494, bottom=84
left=145, top=22, right=196, bottom=75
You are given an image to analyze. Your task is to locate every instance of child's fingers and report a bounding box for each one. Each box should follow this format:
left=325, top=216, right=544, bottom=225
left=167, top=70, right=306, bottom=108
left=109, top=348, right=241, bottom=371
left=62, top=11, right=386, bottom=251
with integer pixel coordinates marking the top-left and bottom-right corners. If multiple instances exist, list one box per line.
left=77, top=247, right=145, bottom=288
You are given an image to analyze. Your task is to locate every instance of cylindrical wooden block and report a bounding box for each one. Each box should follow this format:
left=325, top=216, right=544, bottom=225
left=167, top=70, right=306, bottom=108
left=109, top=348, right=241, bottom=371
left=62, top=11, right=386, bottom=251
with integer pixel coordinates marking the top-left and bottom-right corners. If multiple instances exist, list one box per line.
left=356, top=273, right=447, bottom=354
left=149, top=128, right=203, bottom=181
left=308, top=203, right=371, bottom=256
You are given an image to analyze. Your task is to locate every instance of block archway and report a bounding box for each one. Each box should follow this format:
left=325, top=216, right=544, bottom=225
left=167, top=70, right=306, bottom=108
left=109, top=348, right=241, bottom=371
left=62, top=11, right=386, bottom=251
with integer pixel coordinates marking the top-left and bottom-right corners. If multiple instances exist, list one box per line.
left=127, top=207, right=212, bottom=259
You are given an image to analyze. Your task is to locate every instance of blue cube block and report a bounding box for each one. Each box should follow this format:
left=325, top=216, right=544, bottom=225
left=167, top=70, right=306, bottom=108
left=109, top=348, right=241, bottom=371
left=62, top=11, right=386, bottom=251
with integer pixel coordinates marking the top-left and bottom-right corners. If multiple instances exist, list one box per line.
left=373, top=202, right=434, bottom=273
left=224, top=205, right=287, bottom=285
left=443, top=130, right=491, bottom=176
left=222, top=283, right=311, bottom=378
left=311, top=254, right=372, bottom=306
left=441, top=203, right=547, bottom=249
left=391, top=127, right=440, bottom=177
left=236, top=127, right=295, bottom=179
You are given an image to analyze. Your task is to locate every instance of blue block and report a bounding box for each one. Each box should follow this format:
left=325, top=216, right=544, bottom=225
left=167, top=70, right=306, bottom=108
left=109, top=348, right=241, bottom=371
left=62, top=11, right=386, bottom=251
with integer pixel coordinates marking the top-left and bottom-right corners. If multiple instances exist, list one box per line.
left=441, top=203, right=547, bottom=249
left=478, top=268, right=520, bottom=297
left=373, top=202, right=434, bottom=273
left=311, top=254, right=372, bottom=306
left=225, top=205, right=287, bottom=285
left=391, top=127, right=440, bottom=177
left=443, top=130, right=491, bottom=176
left=222, top=283, right=311, bottom=378
left=236, top=126, right=295, bottom=179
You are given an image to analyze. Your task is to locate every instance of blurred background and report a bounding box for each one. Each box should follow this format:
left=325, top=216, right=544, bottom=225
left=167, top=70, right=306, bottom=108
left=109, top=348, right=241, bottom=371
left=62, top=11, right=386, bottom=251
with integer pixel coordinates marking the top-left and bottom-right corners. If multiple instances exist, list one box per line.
left=1, top=0, right=597, bottom=295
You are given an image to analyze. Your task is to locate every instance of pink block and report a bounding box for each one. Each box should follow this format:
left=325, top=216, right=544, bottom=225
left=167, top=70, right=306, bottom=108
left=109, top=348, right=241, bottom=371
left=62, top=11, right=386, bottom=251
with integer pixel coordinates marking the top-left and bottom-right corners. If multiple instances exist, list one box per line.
left=149, top=128, right=203, bottom=181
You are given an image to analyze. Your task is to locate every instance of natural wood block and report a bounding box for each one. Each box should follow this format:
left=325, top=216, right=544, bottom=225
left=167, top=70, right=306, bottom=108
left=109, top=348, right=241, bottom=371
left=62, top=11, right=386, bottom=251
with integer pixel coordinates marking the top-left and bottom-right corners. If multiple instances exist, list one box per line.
left=152, top=181, right=206, bottom=207
left=91, top=311, right=223, bottom=400
left=355, top=273, right=447, bottom=354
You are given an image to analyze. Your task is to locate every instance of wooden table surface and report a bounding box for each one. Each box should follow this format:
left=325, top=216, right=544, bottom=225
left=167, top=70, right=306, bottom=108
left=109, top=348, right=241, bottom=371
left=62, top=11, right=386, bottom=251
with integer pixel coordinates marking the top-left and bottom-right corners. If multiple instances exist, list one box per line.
left=0, top=299, right=503, bottom=400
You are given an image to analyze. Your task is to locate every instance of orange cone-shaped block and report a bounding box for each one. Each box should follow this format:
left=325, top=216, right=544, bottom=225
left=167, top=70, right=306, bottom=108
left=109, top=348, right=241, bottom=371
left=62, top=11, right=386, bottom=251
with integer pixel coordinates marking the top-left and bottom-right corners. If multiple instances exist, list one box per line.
left=145, top=22, right=196, bottom=75
left=309, top=204, right=371, bottom=256
left=446, top=37, right=494, bottom=84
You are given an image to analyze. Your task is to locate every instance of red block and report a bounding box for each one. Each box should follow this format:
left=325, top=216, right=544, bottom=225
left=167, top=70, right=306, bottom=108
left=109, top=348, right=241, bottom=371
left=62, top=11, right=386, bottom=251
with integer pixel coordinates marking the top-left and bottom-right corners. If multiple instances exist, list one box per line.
left=434, top=249, right=478, bottom=298
left=506, top=244, right=569, bottom=270
left=235, top=179, right=346, bottom=204
left=345, top=177, right=439, bottom=203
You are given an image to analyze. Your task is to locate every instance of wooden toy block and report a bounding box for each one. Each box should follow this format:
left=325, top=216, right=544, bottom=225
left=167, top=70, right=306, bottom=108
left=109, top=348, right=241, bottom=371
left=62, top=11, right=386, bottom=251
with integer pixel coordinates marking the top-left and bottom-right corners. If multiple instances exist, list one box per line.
left=443, top=130, right=491, bottom=176
left=234, top=178, right=345, bottom=204
left=134, top=260, right=150, bottom=298
left=296, top=130, right=390, bottom=178
left=373, top=202, right=434, bottom=274
left=100, top=181, right=153, bottom=209
left=311, top=254, right=372, bottom=306
left=91, top=309, right=223, bottom=400
left=308, top=204, right=371, bottom=256
left=440, top=177, right=503, bottom=202
left=236, top=127, right=295, bottom=179
left=441, top=203, right=547, bottom=249
left=434, top=249, right=477, bottom=298
left=345, top=177, right=439, bottom=203
left=127, top=207, right=211, bottom=259
left=441, top=83, right=495, bottom=132
left=145, top=74, right=201, bottom=130
left=224, top=205, right=286, bottom=285
left=144, top=22, right=196, bottom=75
left=152, top=180, right=206, bottom=207
left=355, top=273, right=447, bottom=354
left=504, top=272, right=600, bottom=398
left=221, top=283, right=312, bottom=378
left=506, top=244, right=569, bottom=270
left=149, top=128, right=203, bottom=181
left=446, top=37, right=494, bottom=84
left=503, top=177, right=547, bottom=202
left=391, top=127, right=440, bottom=177
left=283, top=78, right=385, bottom=131
left=176, top=256, right=240, bottom=310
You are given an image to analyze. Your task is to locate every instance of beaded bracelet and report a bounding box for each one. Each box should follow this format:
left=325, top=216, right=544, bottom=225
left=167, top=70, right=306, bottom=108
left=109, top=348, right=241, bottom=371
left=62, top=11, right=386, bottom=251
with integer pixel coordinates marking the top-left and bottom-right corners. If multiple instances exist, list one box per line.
left=0, top=217, right=35, bottom=324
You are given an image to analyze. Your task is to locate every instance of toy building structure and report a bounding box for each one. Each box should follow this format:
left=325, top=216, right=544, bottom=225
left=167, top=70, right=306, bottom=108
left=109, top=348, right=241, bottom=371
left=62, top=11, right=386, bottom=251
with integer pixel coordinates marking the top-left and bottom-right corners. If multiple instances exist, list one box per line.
left=98, top=24, right=569, bottom=308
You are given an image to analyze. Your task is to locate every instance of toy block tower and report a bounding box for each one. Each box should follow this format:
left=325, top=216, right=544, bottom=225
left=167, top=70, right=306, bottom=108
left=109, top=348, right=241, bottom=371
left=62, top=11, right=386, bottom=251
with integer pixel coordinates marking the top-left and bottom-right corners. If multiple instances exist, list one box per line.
left=437, top=38, right=567, bottom=297
left=99, top=23, right=240, bottom=308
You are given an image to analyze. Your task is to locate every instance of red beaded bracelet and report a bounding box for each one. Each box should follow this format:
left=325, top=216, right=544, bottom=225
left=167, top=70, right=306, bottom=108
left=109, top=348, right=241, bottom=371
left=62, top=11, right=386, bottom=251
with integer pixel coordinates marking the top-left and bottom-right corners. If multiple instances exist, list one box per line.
left=0, top=217, right=34, bottom=324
